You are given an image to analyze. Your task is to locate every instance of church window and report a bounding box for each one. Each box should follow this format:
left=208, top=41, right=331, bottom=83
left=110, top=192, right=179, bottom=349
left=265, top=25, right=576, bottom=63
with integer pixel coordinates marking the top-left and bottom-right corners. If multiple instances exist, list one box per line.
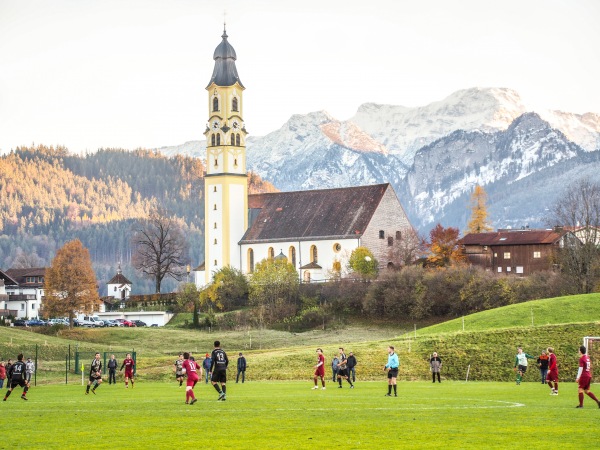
left=396, top=231, right=402, bottom=240
left=333, top=261, right=341, bottom=273
left=387, top=262, right=395, bottom=270
left=231, top=134, right=235, bottom=145
left=333, top=243, right=341, bottom=253
left=213, top=186, right=217, bottom=192
left=234, top=158, right=238, bottom=167
left=114, top=287, right=117, bottom=292
left=214, top=204, right=217, bottom=210
left=248, top=249, right=254, bottom=273
left=289, top=246, right=296, bottom=267
left=303, top=271, right=311, bottom=282
left=213, top=97, right=219, bottom=112
left=388, top=236, right=393, bottom=246
left=310, top=245, right=318, bottom=263
left=211, top=134, right=215, bottom=146
left=216, top=134, right=220, bottom=145
left=214, top=239, right=218, bottom=245
left=214, top=222, right=217, bottom=229
left=232, top=97, right=238, bottom=111
left=214, top=260, right=218, bottom=266
left=268, top=247, right=275, bottom=259
left=236, top=134, right=240, bottom=146
left=379, top=230, right=385, bottom=239
left=214, top=158, right=218, bottom=167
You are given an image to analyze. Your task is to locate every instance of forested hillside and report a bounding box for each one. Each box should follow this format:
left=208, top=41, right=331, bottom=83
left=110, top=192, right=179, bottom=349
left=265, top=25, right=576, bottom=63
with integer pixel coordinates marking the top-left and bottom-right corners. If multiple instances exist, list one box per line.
left=0, top=145, right=276, bottom=294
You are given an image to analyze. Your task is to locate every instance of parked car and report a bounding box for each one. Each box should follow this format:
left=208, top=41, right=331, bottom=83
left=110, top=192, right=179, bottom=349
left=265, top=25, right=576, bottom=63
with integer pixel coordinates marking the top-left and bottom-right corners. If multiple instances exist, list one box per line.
left=13, top=319, right=27, bottom=326
left=104, top=319, right=123, bottom=327
left=132, top=320, right=147, bottom=327
left=150, top=324, right=158, bottom=327
left=26, top=319, right=47, bottom=326
left=79, top=316, right=105, bottom=328
left=48, top=318, right=69, bottom=326
left=115, top=319, right=136, bottom=327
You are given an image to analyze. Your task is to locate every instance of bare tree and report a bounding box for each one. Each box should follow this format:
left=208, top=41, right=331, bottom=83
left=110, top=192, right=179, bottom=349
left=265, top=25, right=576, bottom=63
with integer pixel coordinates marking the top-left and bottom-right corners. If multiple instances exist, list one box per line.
left=548, top=178, right=600, bottom=293
left=131, top=209, right=188, bottom=293
left=387, top=227, right=426, bottom=267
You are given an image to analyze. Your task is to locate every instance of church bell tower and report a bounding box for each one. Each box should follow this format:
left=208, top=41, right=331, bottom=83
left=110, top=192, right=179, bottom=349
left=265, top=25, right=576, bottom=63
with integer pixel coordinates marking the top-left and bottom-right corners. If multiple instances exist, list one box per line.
left=203, top=27, right=248, bottom=284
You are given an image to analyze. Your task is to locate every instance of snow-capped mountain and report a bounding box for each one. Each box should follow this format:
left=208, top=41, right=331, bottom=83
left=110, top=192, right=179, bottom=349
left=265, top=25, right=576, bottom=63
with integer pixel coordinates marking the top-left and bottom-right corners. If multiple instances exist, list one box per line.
left=155, top=87, right=600, bottom=232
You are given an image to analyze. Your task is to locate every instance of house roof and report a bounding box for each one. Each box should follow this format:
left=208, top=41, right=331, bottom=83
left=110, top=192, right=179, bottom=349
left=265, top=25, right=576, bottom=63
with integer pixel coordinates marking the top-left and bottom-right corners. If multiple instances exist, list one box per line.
left=108, top=273, right=132, bottom=285
left=241, top=184, right=390, bottom=244
left=460, top=229, right=563, bottom=246
left=4, top=268, right=46, bottom=286
left=0, top=269, right=19, bottom=286
left=299, top=262, right=323, bottom=270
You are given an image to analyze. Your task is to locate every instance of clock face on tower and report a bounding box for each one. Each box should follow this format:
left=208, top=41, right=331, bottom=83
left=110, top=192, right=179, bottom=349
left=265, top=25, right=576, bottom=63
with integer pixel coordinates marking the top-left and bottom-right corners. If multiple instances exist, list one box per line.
left=212, top=120, right=220, bottom=129
left=232, top=121, right=239, bottom=130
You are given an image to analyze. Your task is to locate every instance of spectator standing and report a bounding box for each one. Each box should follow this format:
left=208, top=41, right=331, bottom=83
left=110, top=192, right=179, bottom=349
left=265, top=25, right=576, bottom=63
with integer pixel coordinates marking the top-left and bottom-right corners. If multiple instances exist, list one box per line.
left=331, top=355, right=339, bottom=382
left=0, top=361, right=5, bottom=389
left=107, top=355, right=118, bottom=385
left=25, top=357, right=34, bottom=383
left=430, top=352, right=442, bottom=383
left=236, top=352, right=247, bottom=383
left=537, top=351, right=549, bottom=385
left=5, top=360, right=12, bottom=389
left=202, top=353, right=212, bottom=384
left=347, top=352, right=357, bottom=383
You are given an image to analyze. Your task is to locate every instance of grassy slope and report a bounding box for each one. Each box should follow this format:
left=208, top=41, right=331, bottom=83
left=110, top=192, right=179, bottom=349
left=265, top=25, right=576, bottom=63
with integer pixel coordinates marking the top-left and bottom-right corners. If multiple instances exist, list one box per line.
left=2, top=294, right=600, bottom=384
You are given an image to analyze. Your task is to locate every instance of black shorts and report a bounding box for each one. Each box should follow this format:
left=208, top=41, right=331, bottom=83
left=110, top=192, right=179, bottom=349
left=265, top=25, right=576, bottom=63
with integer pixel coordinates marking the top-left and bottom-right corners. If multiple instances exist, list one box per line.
left=89, top=374, right=102, bottom=383
left=337, top=368, right=349, bottom=378
left=211, top=370, right=227, bottom=384
left=10, top=379, right=27, bottom=389
left=387, top=368, right=399, bottom=379
left=175, top=372, right=184, bottom=378
left=518, top=365, right=527, bottom=373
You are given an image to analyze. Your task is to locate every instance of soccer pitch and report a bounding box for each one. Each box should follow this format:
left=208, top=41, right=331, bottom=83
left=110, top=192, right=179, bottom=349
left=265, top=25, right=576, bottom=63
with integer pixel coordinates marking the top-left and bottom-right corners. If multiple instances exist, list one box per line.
left=3, top=380, right=598, bottom=448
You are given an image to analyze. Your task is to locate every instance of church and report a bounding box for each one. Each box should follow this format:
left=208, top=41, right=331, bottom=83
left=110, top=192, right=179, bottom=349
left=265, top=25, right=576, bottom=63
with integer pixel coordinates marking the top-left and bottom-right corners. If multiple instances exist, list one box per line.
left=195, top=28, right=414, bottom=286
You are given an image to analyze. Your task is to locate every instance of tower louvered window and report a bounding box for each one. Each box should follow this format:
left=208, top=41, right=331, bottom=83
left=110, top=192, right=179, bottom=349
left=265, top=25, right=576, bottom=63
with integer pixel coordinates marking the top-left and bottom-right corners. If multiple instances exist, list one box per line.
left=232, top=97, right=238, bottom=111
left=236, top=134, right=240, bottom=146
left=213, top=97, right=219, bottom=111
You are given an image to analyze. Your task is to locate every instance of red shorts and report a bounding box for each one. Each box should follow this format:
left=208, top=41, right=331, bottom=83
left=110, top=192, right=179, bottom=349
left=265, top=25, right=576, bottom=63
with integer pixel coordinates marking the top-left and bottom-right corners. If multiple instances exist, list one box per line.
left=314, top=367, right=324, bottom=377
left=578, top=376, right=592, bottom=390
left=125, top=371, right=134, bottom=378
left=186, top=375, right=199, bottom=387
left=546, top=369, right=558, bottom=382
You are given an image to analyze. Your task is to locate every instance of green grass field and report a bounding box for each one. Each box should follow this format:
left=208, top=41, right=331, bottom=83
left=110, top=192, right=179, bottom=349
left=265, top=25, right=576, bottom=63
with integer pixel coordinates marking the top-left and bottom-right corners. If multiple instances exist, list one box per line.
left=4, top=380, right=599, bottom=449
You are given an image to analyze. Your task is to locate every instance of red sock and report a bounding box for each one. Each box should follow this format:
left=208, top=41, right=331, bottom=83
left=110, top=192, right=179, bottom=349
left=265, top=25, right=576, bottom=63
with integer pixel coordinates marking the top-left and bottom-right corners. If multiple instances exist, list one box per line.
left=553, top=382, right=558, bottom=391
left=190, top=391, right=195, bottom=400
left=185, top=391, right=190, bottom=402
left=587, top=392, right=599, bottom=402
left=579, top=393, right=584, bottom=406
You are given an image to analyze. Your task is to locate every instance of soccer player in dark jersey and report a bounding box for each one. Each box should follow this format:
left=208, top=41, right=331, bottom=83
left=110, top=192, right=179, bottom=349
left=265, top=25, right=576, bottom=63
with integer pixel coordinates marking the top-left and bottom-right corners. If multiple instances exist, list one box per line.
left=336, top=347, right=354, bottom=389
left=86, top=352, right=103, bottom=395
left=3, top=353, right=29, bottom=401
left=182, top=352, right=201, bottom=405
left=210, top=340, right=229, bottom=401
left=546, top=347, right=559, bottom=395
left=575, top=345, right=600, bottom=409
left=174, top=353, right=185, bottom=387
left=312, top=348, right=326, bottom=390
left=120, top=353, right=135, bottom=388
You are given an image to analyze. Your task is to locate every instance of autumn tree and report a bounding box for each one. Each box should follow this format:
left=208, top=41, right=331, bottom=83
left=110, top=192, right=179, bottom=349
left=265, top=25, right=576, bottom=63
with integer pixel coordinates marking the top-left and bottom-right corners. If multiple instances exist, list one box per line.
left=426, top=224, right=465, bottom=268
left=549, top=178, right=600, bottom=293
left=131, top=209, right=188, bottom=293
left=201, top=266, right=248, bottom=312
left=43, top=239, right=100, bottom=326
left=249, top=258, right=299, bottom=326
left=466, top=184, right=493, bottom=233
left=177, top=283, right=201, bottom=327
left=348, top=247, right=379, bottom=279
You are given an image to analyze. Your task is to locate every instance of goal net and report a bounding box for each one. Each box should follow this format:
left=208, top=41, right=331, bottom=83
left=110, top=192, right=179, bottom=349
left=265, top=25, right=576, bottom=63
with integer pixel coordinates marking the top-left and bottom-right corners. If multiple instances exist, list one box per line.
left=583, top=337, right=600, bottom=378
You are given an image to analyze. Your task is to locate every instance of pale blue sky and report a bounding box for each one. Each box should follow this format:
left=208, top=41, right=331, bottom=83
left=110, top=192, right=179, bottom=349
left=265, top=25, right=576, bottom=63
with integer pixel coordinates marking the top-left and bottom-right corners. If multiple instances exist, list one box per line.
left=0, top=0, right=598, bottom=153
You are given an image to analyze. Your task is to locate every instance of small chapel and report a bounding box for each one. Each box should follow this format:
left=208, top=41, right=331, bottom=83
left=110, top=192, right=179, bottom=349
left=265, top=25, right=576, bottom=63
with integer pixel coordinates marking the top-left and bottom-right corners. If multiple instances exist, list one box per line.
left=195, top=28, right=414, bottom=286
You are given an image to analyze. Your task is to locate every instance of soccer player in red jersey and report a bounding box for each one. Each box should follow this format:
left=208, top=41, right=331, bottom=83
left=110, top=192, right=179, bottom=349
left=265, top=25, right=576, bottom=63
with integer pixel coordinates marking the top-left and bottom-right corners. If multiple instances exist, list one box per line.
left=120, top=353, right=135, bottom=388
left=546, top=347, right=559, bottom=395
left=575, top=345, right=600, bottom=409
left=182, top=352, right=201, bottom=405
left=312, top=348, right=326, bottom=390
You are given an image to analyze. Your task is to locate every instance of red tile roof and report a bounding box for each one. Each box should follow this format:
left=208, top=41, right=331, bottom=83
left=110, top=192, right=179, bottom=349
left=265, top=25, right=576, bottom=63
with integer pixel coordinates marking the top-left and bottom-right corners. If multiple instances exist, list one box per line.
left=460, top=229, right=563, bottom=246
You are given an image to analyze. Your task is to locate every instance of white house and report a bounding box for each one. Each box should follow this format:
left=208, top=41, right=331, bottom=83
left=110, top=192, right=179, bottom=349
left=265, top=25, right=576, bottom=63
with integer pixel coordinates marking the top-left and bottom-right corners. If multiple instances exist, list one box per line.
left=0, top=267, right=45, bottom=319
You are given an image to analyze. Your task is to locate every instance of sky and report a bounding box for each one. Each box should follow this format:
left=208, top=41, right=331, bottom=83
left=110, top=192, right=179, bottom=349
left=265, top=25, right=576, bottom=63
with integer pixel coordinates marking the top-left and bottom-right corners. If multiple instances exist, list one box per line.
left=1, top=0, right=599, bottom=154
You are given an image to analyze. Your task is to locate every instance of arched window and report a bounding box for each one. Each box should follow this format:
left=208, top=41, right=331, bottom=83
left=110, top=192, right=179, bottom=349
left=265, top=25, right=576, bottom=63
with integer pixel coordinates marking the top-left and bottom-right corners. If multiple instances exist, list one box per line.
left=214, top=259, right=218, bottom=266
left=216, top=134, right=220, bottom=145
left=232, top=97, right=238, bottom=111
left=268, top=247, right=275, bottom=259
left=303, top=271, right=311, bottom=282
left=213, top=204, right=217, bottom=210
left=213, top=97, right=219, bottom=112
left=231, top=134, right=235, bottom=145
left=211, top=134, right=215, bottom=146
left=213, top=186, right=217, bottom=192
left=236, top=134, right=240, bottom=146
left=333, top=261, right=341, bottom=273
left=248, top=249, right=254, bottom=273
left=379, top=230, right=385, bottom=239
left=396, top=231, right=402, bottom=240
left=310, top=245, right=318, bottom=263
left=289, top=246, right=296, bottom=267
